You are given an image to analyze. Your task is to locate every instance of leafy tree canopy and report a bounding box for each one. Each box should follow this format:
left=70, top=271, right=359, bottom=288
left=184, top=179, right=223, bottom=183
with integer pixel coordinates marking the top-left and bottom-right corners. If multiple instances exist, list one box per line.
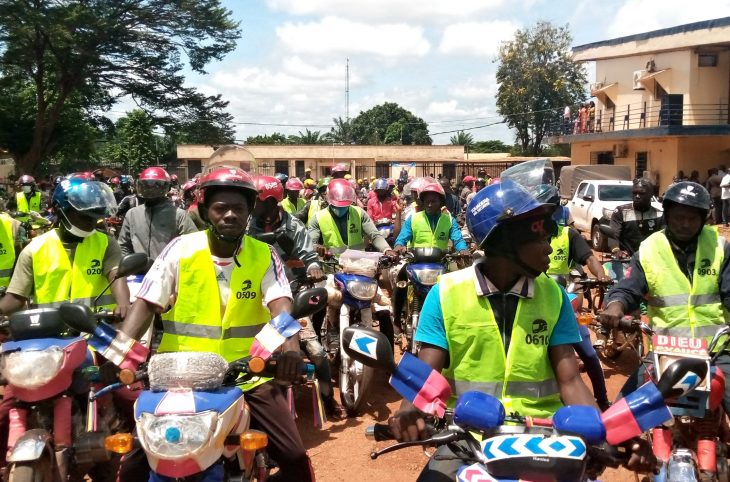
left=245, top=132, right=290, bottom=145
left=350, top=102, right=431, bottom=145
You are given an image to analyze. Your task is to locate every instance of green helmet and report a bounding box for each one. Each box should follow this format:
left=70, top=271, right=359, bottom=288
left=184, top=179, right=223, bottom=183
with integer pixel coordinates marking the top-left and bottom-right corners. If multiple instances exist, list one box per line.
left=317, top=176, right=332, bottom=190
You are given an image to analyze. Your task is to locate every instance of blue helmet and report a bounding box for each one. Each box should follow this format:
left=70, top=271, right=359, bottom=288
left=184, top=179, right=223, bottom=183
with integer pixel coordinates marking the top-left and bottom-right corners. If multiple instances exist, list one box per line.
left=374, top=178, right=389, bottom=191
left=466, top=179, right=555, bottom=248
left=52, top=178, right=118, bottom=218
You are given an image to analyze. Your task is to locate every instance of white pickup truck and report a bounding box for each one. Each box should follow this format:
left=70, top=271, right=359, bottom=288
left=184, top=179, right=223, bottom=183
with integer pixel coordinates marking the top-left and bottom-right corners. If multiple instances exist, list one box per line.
left=567, top=180, right=660, bottom=251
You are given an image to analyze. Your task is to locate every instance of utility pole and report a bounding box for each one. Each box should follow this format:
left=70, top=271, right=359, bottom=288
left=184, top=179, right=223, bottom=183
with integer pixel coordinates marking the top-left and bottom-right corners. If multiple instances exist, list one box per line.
left=345, top=57, right=350, bottom=123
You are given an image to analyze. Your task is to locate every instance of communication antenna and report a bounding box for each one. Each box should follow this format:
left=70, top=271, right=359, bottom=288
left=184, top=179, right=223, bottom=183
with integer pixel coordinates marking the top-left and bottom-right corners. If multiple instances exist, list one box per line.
left=345, top=57, right=350, bottom=122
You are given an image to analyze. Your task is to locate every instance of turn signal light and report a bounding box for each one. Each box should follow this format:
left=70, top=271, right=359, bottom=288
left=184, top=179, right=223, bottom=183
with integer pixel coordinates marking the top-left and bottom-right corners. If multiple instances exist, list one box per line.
left=118, top=369, right=136, bottom=385
left=248, top=357, right=266, bottom=374
left=105, top=433, right=133, bottom=454
left=240, top=430, right=268, bottom=451
left=578, top=313, right=593, bottom=326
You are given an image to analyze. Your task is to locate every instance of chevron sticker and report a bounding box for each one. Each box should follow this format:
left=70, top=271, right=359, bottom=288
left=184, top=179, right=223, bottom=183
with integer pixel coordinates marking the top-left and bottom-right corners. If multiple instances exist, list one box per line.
left=481, top=434, right=587, bottom=461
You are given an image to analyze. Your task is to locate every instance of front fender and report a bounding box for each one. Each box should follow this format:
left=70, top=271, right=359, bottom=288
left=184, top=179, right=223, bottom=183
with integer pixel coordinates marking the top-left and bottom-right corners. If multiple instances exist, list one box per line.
left=7, top=429, right=54, bottom=463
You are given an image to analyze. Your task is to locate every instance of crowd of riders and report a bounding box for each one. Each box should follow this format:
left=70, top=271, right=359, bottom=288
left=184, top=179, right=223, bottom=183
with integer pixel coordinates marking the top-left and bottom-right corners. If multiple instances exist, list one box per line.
left=2, top=158, right=730, bottom=480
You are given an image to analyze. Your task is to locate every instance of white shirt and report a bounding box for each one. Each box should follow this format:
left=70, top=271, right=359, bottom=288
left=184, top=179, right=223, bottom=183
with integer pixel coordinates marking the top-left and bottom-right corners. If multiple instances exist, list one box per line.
left=721, top=174, right=730, bottom=200
left=137, top=236, right=292, bottom=316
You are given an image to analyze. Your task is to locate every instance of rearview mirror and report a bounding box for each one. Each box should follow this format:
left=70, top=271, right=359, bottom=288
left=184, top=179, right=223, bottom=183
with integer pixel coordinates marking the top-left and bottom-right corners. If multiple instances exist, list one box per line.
left=8, top=308, right=65, bottom=340
left=582, top=195, right=594, bottom=202
left=341, top=326, right=395, bottom=371
left=656, top=357, right=708, bottom=399
left=59, top=303, right=98, bottom=334
left=291, top=288, right=328, bottom=320
left=116, top=253, right=149, bottom=278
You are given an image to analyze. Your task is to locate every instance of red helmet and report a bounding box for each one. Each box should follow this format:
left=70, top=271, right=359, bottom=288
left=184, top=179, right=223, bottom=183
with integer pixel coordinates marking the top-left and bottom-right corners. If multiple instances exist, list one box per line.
left=418, top=181, right=446, bottom=202
left=181, top=179, right=197, bottom=194
left=17, top=175, right=35, bottom=186
left=109, top=177, right=120, bottom=186
left=69, top=172, right=95, bottom=181
left=285, top=178, right=304, bottom=191
left=326, top=178, right=356, bottom=207
left=331, top=163, right=350, bottom=174
left=170, top=174, right=178, bottom=183
left=463, top=175, right=476, bottom=183
left=387, top=178, right=396, bottom=187
left=137, top=167, right=171, bottom=199
left=198, top=167, right=257, bottom=208
left=254, top=175, right=284, bottom=203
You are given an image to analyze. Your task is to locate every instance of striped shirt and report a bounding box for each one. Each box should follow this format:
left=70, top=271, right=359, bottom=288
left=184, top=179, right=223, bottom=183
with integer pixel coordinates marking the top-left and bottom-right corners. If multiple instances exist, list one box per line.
left=136, top=236, right=291, bottom=315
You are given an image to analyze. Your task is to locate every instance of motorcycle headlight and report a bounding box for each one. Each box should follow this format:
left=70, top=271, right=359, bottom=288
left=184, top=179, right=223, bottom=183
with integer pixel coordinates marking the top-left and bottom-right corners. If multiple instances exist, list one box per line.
left=412, top=268, right=443, bottom=286
left=346, top=280, right=378, bottom=300
left=2, top=347, right=64, bottom=389
left=139, top=411, right=216, bottom=458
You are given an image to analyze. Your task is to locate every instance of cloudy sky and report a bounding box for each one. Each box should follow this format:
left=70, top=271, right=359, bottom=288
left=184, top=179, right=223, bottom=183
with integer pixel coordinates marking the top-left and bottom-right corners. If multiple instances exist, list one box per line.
left=183, top=0, right=730, bottom=145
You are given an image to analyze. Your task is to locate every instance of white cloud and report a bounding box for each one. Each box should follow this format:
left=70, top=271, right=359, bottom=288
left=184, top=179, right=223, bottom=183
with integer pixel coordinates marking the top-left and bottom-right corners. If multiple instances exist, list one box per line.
left=439, top=21, right=520, bottom=57
left=265, top=0, right=504, bottom=22
left=607, top=0, right=730, bottom=38
left=448, top=76, right=498, bottom=100
left=276, top=16, right=430, bottom=58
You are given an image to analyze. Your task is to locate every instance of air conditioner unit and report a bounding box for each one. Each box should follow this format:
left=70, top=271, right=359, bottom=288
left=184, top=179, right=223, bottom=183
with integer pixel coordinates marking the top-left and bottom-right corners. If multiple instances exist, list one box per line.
left=613, top=143, right=628, bottom=158
left=633, top=70, right=647, bottom=90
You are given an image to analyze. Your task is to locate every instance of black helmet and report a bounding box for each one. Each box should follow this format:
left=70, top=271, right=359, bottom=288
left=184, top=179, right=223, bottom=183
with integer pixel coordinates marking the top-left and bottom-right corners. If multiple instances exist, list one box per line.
left=663, top=181, right=710, bottom=212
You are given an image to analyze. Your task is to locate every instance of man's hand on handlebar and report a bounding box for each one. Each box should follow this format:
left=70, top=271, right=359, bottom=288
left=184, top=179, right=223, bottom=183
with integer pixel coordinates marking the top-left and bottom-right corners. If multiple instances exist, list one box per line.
left=393, top=245, right=407, bottom=255
left=384, top=249, right=399, bottom=260
left=597, top=302, right=625, bottom=329
left=315, top=245, right=331, bottom=258
left=307, top=266, right=325, bottom=281
left=389, top=403, right=428, bottom=442
left=276, top=350, right=304, bottom=383
left=114, top=302, right=130, bottom=322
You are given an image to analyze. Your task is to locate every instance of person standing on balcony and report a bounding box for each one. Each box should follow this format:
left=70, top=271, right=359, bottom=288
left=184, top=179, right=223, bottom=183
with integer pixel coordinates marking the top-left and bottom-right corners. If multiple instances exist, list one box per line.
left=588, top=101, right=596, bottom=133
left=562, top=106, right=571, bottom=134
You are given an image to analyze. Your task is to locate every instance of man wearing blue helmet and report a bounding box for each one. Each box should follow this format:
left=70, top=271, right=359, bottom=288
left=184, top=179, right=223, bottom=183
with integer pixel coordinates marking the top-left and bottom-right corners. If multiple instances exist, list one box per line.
left=388, top=180, right=653, bottom=479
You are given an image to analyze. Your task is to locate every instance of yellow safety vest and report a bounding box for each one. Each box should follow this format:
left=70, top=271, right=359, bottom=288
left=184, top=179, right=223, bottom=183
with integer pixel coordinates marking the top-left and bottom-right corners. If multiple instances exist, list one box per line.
left=547, top=226, right=570, bottom=276
left=307, top=199, right=322, bottom=225
left=15, top=192, right=41, bottom=221
left=411, top=211, right=451, bottom=250
left=159, top=232, right=272, bottom=389
left=281, top=197, right=305, bottom=215
left=316, top=206, right=364, bottom=252
left=28, top=229, right=114, bottom=311
left=640, top=227, right=727, bottom=342
left=0, top=215, right=15, bottom=288
left=439, top=269, right=563, bottom=418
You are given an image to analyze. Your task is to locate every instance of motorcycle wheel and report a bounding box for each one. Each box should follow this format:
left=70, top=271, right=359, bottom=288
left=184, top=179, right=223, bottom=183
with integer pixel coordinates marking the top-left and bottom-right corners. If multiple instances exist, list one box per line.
left=339, top=357, right=374, bottom=416
left=7, top=459, right=51, bottom=482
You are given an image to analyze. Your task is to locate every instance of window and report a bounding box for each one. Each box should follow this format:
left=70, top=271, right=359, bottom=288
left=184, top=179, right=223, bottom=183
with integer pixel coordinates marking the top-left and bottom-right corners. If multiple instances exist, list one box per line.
left=585, top=184, right=596, bottom=199
left=576, top=183, right=588, bottom=198
left=442, top=162, right=456, bottom=181
left=598, top=185, right=632, bottom=202
left=699, top=53, right=718, bottom=67
left=590, top=151, right=614, bottom=165
left=295, top=160, right=305, bottom=178
left=274, top=160, right=289, bottom=175
left=187, top=160, right=202, bottom=178
left=375, top=162, right=389, bottom=178
left=635, top=152, right=648, bottom=178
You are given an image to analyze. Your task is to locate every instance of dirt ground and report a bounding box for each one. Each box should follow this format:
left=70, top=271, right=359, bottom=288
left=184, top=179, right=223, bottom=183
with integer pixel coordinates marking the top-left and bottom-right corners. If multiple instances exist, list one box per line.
left=295, top=346, right=640, bottom=482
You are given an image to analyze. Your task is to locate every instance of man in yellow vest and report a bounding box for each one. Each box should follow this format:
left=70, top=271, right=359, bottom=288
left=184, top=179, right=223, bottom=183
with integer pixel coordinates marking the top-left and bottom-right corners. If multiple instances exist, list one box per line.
left=0, top=178, right=129, bottom=316
left=0, top=213, right=23, bottom=290
left=280, top=177, right=305, bottom=214
left=294, top=176, right=331, bottom=227
left=389, top=180, right=652, bottom=479
left=11, top=175, right=43, bottom=222
left=600, top=181, right=730, bottom=409
left=121, top=167, right=314, bottom=482
left=307, top=178, right=397, bottom=257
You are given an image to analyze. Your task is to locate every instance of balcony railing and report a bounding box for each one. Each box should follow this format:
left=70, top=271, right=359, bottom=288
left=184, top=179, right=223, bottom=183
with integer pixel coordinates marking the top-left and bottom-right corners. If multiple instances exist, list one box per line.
left=546, top=100, right=729, bottom=138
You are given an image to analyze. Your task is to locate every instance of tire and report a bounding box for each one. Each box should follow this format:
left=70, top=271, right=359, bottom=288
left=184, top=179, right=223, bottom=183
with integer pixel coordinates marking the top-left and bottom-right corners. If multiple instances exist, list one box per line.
left=591, top=223, right=608, bottom=252
left=339, top=357, right=375, bottom=416
left=7, top=460, right=51, bottom=482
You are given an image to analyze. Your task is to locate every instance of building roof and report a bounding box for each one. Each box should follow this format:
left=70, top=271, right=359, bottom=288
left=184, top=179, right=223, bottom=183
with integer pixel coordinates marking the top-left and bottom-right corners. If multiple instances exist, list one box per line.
left=573, top=17, right=730, bottom=61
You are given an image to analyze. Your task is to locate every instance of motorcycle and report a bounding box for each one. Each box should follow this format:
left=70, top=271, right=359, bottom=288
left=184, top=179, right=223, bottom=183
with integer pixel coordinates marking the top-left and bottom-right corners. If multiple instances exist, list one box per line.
left=0, top=253, right=147, bottom=482
left=63, top=286, right=327, bottom=482
left=339, top=325, right=706, bottom=482
left=617, top=318, right=730, bottom=482
left=322, top=250, right=394, bottom=415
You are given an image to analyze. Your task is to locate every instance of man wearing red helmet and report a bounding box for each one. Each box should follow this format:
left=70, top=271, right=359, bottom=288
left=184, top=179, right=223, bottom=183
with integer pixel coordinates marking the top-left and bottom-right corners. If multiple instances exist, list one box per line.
left=281, top=177, right=305, bottom=214
left=181, top=178, right=206, bottom=230
left=118, top=167, right=197, bottom=263
left=307, top=179, right=397, bottom=257
left=330, top=162, right=350, bottom=180
left=459, top=175, right=476, bottom=206
left=122, top=167, right=314, bottom=482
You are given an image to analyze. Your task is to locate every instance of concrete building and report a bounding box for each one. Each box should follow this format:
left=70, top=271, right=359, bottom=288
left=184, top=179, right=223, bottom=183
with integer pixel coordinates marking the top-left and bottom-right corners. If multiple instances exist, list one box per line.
left=548, top=17, right=730, bottom=192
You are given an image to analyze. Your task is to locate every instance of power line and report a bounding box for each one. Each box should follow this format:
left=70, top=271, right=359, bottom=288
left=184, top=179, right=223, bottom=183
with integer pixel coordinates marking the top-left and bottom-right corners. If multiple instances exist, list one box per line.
left=429, top=120, right=507, bottom=136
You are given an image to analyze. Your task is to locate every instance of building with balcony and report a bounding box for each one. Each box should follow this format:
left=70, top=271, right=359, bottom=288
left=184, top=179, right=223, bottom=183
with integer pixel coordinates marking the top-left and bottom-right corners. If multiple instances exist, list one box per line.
left=548, top=17, right=730, bottom=192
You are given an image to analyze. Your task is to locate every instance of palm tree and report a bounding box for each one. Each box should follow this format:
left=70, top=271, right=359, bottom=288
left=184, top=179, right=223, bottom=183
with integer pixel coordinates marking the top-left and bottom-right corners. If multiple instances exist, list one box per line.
left=450, top=130, right=475, bottom=148
left=324, top=117, right=353, bottom=144
left=289, top=128, right=323, bottom=144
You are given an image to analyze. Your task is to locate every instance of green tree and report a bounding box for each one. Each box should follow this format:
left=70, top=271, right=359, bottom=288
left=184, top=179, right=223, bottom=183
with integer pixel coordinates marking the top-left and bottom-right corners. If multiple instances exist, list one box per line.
left=449, top=131, right=475, bottom=148
left=245, top=133, right=290, bottom=145
left=470, top=139, right=511, bottom=153
left=96, top=110, right=160, bottom=173
left=0, top=0, right=240, bottom=174
left=322, top=116, right=352, bottom=144
left=496, top=22, right=586, bottom=155
left=351, top=102, right=431, bottom=145
left=289, top=129, right=325, bottom=145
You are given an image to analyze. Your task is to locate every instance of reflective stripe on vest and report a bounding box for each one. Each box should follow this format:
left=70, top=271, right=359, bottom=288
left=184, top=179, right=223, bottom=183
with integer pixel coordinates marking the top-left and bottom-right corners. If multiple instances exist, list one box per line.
left=316, top=206, right=364, bottom=252
left=547, top=226, right=570, bottom=276
left=0, top=215, right=15, bottom=288
left=281, top=197, right=305, bottom=214
left=29, top=229, right=113, bottom=311
left=411, top=211, right=450, bottom=250
left=158, top=232, right=272, bottom=390
left=640, top=227, right=726, bottom=342
left=15, top=192, right=41, bottom=221
left=439, top=269, right=563, bottom=418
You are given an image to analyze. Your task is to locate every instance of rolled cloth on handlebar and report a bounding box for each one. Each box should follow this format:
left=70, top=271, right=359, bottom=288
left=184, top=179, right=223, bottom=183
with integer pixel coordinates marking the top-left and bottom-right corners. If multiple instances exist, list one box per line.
left=87, top=320, right=149, bottom=371
left=601, top=381, right=672, bottom=445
